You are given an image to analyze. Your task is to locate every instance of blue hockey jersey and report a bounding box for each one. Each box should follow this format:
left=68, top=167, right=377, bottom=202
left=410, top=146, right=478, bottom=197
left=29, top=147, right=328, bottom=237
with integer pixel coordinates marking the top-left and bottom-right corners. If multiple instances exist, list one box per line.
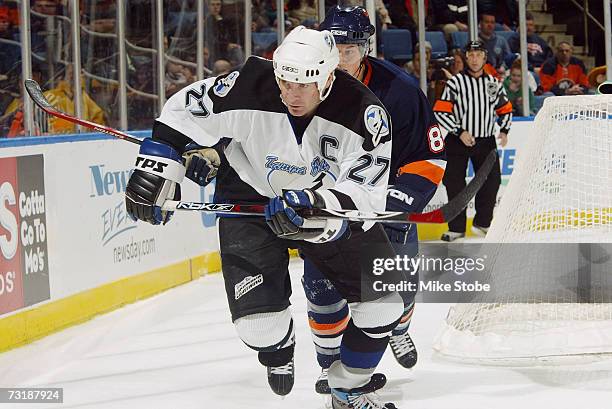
left=363, top=57, right=446, bottom=204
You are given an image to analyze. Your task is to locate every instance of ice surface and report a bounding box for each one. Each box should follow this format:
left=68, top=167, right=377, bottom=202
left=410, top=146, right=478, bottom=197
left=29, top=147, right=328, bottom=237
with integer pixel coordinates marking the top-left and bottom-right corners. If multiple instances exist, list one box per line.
left=1, top=258, right=611, bottom=408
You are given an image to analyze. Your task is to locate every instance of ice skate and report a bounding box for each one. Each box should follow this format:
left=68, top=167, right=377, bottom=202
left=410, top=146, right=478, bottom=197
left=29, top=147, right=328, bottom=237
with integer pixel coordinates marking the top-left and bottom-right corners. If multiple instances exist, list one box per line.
left=331, top=380, right=397, bottom=409
left=441, top=231, right=465, bottom=242
left=267, top=357, right=294, bottom=396
left=471, top=224, right=489, bottom=236
left=316, top=369, right=387, bottom=395
left=389, top=332, right=417, bottom=369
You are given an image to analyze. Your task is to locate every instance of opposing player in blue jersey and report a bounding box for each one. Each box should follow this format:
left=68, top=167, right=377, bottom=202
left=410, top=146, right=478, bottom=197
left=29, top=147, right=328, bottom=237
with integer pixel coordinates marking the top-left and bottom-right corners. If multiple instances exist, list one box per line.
left=303, top=6, right=447, bottom=395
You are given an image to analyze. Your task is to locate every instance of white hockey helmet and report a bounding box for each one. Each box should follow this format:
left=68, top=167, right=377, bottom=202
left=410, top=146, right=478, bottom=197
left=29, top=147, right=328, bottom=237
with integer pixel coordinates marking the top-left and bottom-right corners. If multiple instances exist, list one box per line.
left=273, top=26, right=340, bottom=101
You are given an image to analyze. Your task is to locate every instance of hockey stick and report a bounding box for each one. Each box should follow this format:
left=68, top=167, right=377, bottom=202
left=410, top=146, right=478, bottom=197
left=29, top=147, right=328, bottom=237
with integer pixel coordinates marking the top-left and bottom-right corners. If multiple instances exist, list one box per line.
left=161, top=149, right=498, bottom=224
left=24, top=79, right=142, bottom=145
left=24, top=79, right=497, bottom=224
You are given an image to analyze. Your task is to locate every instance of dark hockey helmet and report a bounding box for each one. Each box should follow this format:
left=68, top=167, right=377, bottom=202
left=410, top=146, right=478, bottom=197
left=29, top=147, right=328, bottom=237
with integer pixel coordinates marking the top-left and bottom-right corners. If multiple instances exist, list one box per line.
left=464, top=40, right=488, bottom=55
left=319, top=6, right=375, bottom=45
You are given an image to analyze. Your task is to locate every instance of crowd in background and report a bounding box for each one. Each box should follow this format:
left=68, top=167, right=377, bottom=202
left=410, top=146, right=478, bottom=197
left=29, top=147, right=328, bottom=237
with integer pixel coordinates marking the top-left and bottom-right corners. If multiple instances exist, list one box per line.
left=0, top=0, right=605, bottom=137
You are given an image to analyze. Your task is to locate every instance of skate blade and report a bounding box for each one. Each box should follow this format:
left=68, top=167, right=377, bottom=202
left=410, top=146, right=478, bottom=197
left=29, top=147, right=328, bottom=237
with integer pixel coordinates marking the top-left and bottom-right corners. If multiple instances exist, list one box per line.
left=322, top=394, right=332, bottom=409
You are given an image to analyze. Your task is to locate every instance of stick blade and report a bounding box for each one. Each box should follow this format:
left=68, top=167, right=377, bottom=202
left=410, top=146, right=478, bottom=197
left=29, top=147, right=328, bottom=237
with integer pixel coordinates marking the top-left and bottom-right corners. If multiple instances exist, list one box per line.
left=23, top=79, right=142, bottom=145
left=24, top=79, right=54, bottom=111
left=406, top=208, right=445, bottom=224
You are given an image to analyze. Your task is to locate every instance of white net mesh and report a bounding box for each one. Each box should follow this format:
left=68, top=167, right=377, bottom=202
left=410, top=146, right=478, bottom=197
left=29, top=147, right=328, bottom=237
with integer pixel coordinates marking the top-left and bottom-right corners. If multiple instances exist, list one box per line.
left=433, top=95, right=612, bottom=364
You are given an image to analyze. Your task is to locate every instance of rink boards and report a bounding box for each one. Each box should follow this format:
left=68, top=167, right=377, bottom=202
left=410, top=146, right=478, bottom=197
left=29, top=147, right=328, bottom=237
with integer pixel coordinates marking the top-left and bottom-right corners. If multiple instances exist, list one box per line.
left=0, top=119, right=534, bottom=352
left=0, top=132, right=219, bottom=352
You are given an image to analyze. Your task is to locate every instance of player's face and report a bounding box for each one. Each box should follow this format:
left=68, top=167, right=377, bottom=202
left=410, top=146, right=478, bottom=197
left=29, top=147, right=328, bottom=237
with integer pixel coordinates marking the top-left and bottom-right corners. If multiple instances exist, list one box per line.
left=337, top=44, right=363, bottom=77
left=278, top=79, right=321, bottom=117
left=466, top=50, right=486, bottom=73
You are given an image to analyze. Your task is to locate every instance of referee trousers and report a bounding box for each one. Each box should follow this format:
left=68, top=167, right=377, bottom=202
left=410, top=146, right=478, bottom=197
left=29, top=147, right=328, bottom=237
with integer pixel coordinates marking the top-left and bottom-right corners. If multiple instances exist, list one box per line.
left=443, top=135, right=501, bottom=233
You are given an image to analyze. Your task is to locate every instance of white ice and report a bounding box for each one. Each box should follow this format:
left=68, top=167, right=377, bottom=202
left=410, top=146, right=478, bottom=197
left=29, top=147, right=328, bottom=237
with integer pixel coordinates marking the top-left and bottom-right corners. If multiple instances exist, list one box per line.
left=1, top=258, right=611, bottom=409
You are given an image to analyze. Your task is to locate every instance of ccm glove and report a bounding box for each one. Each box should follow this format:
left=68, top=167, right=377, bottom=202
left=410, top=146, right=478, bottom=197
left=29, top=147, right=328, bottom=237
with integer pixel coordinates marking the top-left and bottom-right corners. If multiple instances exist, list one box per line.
left=383, top=184, right=427, bottom=245
left=183, top=142, right=221, bottom=187
left=265, top=189, right=348, bottom=243
left=125, top=138, right=185, bottom=225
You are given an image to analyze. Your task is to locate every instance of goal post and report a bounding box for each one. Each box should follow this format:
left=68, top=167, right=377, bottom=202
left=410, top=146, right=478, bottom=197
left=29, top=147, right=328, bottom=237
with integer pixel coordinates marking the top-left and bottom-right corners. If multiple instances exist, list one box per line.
left=433, top=95, right=612, bottom=365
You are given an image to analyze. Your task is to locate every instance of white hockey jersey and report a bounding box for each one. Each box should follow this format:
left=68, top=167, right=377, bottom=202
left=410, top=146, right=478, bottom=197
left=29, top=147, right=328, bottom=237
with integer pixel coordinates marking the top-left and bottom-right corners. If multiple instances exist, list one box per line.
left=156, top=56, right=392, bottom=218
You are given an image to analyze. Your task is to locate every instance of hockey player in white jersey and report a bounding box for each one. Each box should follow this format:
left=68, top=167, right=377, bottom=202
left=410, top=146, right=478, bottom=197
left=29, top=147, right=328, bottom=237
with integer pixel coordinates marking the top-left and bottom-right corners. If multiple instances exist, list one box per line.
left=125, top=26, right=403, bottom=408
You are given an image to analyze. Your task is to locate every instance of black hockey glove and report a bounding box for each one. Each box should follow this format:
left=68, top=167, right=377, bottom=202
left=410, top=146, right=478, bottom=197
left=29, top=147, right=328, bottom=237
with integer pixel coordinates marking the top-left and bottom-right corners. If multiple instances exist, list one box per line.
left=125, top=138, right=185, bottom=225
left=383, top=183, right=426, bottom=246
left=265, top=189, right=348, bottom=243
left=183, top=142, right=221, bottom=187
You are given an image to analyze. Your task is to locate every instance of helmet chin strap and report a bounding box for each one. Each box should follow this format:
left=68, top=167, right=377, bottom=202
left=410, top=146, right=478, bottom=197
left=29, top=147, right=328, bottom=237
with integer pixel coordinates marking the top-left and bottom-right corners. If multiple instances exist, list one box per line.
left=348, top=46, right=368, bottom=80
left=351, top=63, right=364, bottom=79
left=319, top=71, right=336, bottom=101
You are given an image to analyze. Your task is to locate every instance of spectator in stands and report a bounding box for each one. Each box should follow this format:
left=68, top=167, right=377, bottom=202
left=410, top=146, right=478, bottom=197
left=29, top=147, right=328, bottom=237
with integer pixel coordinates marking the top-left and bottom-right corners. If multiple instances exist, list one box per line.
left=0, top=6, right=20, bottom=117
left=507, top=12, right=552, bottom=69
left=0, top=1, right=18, bottom=28
left=81, top=2, right=118, bottom=80
left=87, top=2, right=116, bottom=33
left=540, top=41, right=590, bottom=96
left=0, top=5, right=15, bottom=37
left=430, top=0, right=468, bottom=41
left=252, top=0, right=272, bottom=33
left=478, top=12, right=511, bottom=74
left=386, top=0, right=433, bottom=51
left=287, top=0, right=318, bottom=28
left=503, top=60, right=535, bottom=116
left=33, top=0, right=60, bottom=16
left=3, top=65, right=105, bottom=135
left=30, top=0, right=62, bottom=63
left=1, top=63, right=45, bottom=137
left=405, top=41, right=436, bottom=101
left=478, top=0, right=518, bottom=30
left=203, top=0, right=245, bottom=67
left=203, top=46, right=211, bottom=71
left=212, top=59, right=232, bottom=76
left=388, top=0, right=430, bottom=33
left=218, top=14, right=246, bottom=66
left=431, top=48, right=465, bottom=101
left=165, top=59, right=195, bottom=97
left=375, top=0, right=392, bottom=30
left=126, top=0, right=154, bottom=46
left=449, top=48, right=465, bottom=75
left=505, top=53, right=541, bottom=93
left=43, top=65, right=106, bottom=134
left=587, top=65, right=607, bottom=90
left=204, top=0, right=224, bottom=62
left=165, top=0, right=197, bottom=38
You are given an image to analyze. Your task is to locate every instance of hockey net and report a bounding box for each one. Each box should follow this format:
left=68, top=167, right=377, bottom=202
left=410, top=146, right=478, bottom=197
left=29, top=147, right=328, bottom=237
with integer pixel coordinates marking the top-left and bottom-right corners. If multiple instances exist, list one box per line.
left=433, top=95, right=612, bottom=365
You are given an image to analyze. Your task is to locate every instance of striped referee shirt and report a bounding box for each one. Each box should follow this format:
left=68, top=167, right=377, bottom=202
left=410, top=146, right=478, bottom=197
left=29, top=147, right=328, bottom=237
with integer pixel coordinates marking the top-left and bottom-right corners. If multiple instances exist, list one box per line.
left=433, top=71, right=512, bottom=138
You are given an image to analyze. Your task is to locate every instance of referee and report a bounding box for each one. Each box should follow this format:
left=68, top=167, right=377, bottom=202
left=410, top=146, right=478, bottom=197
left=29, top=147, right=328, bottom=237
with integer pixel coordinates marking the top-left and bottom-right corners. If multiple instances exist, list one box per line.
left=434, top=41, right=512, bottom=241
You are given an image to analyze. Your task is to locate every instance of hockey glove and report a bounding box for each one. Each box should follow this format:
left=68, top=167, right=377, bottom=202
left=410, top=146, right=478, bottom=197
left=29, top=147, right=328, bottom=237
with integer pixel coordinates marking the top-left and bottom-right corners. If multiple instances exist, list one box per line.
left=183, top=142, right=221, bottom=187
left=125, top=138, right=185, bottom=225
left=265, top=189, right=348, bottom=243
left=383, top=184, right=427, bottom=245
